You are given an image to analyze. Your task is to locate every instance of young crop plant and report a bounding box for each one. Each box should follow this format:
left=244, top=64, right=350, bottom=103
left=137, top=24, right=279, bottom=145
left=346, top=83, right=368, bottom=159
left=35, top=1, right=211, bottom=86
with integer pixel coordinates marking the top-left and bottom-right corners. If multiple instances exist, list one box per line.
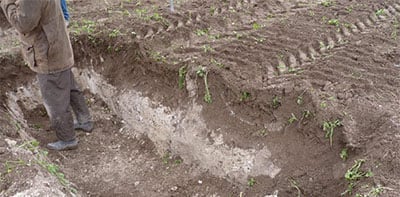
left=272, top=96, right=281, bottom=109
left=4, top=160, right=26, bottom=174
left=252, top=22, right=261, bottom=30
left=71, top=19, right=96, bottom=35
left=320, top=0, right=333, bottom=7
left=258, top=129, right=268, bottom=137
left=346, top=6, right=353, bottom=13
left=197, top=67, right=212, bottom=104
left=20, top=140, right=77, bottom=194
left=342, top=159, right=375, bottom=195
left=209, top=6, right=216, bottom=15
left=302, top=110, right=312, bottom=118
left=288, top=113, right=298, bottom=124
left=162, top=152, right=171, bottom=164
left=340, top=148, right=348, bottom=161
left=320, top=101, right=327, bottom=108
left=296, top=96, right=303, bottom=105
left=375, top=9, right=385, bottom=17
left=247, top=178, right=256, bottom=187
left=135, top=8, right=148, bottom=18
left=109, top=29, right=122, bottom=38
left=240, top=92, right=251, bottom=102
left=328, top=19, right=340, bottom=26
left=195, top=28, right=209, bottom=36
left=150, top=51, right=166, bottom=62
left=210, top=58, right=224, bottom=68
left=178, top=66, right=187, bottom=89
left=356, top=185, right=384, bottom=197
left=202, top=44, right=214, bottom=53
left=322, top=119, right=341, bottom=146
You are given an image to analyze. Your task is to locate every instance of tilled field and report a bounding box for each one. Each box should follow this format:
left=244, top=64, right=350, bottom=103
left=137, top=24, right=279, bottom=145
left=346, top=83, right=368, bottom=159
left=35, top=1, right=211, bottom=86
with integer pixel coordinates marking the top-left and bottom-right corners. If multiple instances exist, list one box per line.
left=1, top=0, right=400, bottom=196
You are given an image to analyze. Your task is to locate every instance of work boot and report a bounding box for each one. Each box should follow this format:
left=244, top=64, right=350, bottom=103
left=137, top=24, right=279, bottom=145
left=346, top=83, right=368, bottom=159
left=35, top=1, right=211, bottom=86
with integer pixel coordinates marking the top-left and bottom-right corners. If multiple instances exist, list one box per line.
left=47, top=139, right=78, bottom=151
left=74, top=121, right=93, bottom=132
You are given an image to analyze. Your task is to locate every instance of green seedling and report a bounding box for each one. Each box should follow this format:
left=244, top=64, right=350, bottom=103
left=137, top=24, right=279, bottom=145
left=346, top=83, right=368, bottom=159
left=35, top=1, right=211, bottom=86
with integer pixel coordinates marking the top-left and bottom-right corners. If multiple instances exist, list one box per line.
left=322, top=119, right=341, bottom=146
left=296, top=96, right=303, bottom=105
left=340, top=148, right=348, bottom=161
left=20, top=140, right=40, bottom=151
left=346, top=6, right=353, bottom=13
left=287, top=67, right=301, bottom=74
left=322, top=16, right=328, bottom=23
left=122, top=9, right=131, bottom=16
left=209, top=6, right=216, bottom=15
left=259, top=129, right=268, bottom=137
left=234, top=31, right=243, bottom=39
left=210, top=58, right=224, bottom=68
left=345, top=159, right=371, bottom=182
left=342, top=159, right=375, bottom=196
left=162, top=152, right=171, bottom=164
left=150, top=52, right=166, bottom=62
left=375, top=9, right=385, bottom=16
left=149, top=13, right=163, bottom=21
left=196, top=67, right=212, bottom=104
left=320, top=101, right=327, bottom=108
left=252, top=22, right=261, bottom=30
left=5, top=160, right=26, bottom=174
left=321, top=0, right=333, bottom=7
left=302, top=110, right=312, bottom=118
left=178, top=66, right=187, bottom=89
left=328, top=19, right=340, bottom=26
left=109, top=29, right=121, bottom=38
left=135, top=8, right=148, bottom=18
left=364, top=185, right=384, bottom=197
left=208, top=33, right=221, bottom=40
left=288, top=113, right=298, bottom=124
left=73, top=19, right=96, bottom=35
left=240, top=92, right=251, bottom=101
left=247, top=178, right=256, bottom=187
left=195, top=28, right=209, bottom=36
left=272, top=96, right=281, bottom=109
left=174, top=159, right=182, bottom=164
left=19, top=140, right=75, bottom=194
left=202, top=45, right=214, bottom=53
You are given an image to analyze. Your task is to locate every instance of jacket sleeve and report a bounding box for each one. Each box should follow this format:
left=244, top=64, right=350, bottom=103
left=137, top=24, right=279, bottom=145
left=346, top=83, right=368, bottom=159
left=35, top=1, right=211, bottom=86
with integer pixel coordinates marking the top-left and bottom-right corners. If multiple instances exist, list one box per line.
left=1, top=0, right=42, bottom=34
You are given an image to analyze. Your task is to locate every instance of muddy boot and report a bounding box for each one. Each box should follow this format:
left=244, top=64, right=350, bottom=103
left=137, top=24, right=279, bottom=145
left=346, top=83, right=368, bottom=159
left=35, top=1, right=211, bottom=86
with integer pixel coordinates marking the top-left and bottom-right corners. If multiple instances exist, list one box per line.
left=47, top=139, right=78, bottom=151
left=74, top=121, right=93, bottom=133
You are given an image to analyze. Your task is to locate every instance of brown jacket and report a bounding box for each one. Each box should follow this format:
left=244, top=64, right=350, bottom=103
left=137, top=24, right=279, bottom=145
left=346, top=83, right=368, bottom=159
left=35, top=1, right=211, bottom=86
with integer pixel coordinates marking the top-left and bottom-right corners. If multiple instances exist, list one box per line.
left=1, top=0, right=74, bottom=74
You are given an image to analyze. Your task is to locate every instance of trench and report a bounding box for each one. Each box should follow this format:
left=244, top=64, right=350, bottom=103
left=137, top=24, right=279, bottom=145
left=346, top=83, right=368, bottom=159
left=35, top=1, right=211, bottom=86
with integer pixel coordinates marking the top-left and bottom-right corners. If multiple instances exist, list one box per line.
left=2, top=42, right=348, bottom=196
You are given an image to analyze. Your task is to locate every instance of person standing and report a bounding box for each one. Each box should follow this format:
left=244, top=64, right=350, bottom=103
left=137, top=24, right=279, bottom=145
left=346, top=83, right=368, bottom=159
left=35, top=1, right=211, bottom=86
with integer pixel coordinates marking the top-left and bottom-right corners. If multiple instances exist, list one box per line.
left=1, top=0, right=93, bottom=151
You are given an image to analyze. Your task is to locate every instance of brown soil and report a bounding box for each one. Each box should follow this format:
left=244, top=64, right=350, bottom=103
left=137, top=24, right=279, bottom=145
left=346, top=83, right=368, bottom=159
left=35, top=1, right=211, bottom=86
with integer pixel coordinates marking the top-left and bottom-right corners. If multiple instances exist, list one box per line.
left=1, top=0, right=400, bottom=196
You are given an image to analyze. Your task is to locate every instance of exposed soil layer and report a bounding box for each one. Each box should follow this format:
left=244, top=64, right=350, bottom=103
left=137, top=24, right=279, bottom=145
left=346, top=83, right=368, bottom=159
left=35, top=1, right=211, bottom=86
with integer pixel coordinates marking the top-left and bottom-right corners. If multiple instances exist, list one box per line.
left=1, top=0, right=400, bottom=196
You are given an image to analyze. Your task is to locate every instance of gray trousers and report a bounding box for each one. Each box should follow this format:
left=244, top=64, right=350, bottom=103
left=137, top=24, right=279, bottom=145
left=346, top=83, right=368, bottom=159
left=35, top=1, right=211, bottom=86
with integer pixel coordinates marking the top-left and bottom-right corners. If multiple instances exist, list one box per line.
left=37, top=68, right=91, bottom=141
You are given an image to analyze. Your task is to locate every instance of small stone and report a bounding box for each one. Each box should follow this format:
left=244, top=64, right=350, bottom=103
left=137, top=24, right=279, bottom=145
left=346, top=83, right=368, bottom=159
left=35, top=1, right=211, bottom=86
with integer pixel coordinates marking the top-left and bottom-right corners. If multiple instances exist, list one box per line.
left=170, top=186, right=178, bottom=191
left=0, top=147, right=6, bottom=154
left=198, top=180, right=202, bottom=184
left=5, top=138, right=17, bottom=147
left=134, top=181, right=140, bottom=186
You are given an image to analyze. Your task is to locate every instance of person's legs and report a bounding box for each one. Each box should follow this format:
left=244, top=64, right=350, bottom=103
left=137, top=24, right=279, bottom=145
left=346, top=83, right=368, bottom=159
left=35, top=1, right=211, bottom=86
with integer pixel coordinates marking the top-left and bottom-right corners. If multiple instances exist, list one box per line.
left=70, top=72, right=93, bottom=132
left=37, top=69, right=77, bottom=150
